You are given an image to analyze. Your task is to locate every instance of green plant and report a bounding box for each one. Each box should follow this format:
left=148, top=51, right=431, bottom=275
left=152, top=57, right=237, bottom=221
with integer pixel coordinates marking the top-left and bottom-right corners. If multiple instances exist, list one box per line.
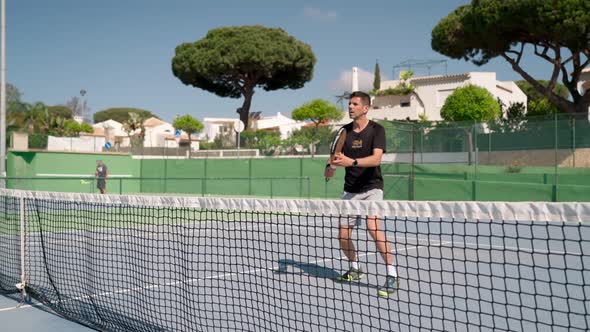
left=441, top=85, right=501, bottom=122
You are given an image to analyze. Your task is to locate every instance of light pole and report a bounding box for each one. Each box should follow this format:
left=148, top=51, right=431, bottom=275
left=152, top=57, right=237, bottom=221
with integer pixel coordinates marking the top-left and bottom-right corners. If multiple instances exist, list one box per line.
left=1, top=0, right=6, bottom=186
left=79, top=89, right=86, bottom=122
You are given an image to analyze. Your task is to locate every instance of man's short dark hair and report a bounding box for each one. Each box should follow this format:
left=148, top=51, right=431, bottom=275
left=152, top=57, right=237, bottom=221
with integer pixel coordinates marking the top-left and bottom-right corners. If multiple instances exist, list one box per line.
left=349, top=91, right=371, bottom=106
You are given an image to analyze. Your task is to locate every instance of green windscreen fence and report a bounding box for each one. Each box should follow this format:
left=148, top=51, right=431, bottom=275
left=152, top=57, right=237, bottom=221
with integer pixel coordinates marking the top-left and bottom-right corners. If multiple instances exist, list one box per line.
left=381, top=113, right=590, bottom=154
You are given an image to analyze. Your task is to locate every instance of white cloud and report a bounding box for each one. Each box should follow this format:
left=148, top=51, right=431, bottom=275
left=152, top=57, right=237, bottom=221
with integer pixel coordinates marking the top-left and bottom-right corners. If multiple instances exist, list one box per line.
left=303, top=6, right=338, bottom=21
left=329, top=67, right=387, bottom=93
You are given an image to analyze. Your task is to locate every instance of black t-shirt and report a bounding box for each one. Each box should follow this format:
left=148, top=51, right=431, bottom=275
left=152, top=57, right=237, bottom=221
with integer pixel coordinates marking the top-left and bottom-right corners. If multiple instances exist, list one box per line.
left=341, top=120, right=386, bottom=193
left=96, top=164, right=108, bottom=178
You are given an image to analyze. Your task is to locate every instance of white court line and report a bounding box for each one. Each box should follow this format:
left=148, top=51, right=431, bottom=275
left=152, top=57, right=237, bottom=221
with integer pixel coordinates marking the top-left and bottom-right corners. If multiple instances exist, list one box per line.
left=36, top=173, right=133, bottom=178
left=0, top=302, right=43, bottom=312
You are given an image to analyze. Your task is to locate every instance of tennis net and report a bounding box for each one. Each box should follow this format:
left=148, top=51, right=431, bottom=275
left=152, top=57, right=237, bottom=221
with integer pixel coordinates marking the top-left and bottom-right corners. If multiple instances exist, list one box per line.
left=0, top=189, right=589, bottom=331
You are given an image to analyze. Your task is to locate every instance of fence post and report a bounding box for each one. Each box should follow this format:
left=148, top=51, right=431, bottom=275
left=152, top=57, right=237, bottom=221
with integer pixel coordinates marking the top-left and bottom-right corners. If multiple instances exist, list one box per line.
left=572, top=116, right=576, bottom=167
left=554, top=113, right=559, bottom=202
left=299, top=158, right=303, bottom=198
left=410, top=124, right=415, bottom=201
left=163, top=159, right=168, bottom=193
left=419, top=125, right=424, bottom=164
left=270, top=178, right=273, bottom=198
left=474, top=120, right=478, bottom=180
left=488, top=131, right=491, bottom=164
left=248, top=159, right=252, bottom=196
left=204, top=159, right=208, bottom=195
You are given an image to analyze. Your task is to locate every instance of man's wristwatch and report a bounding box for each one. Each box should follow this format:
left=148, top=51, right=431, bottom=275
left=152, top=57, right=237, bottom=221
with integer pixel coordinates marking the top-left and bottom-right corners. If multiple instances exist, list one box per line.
left=352, top=159, right=358, bottom=167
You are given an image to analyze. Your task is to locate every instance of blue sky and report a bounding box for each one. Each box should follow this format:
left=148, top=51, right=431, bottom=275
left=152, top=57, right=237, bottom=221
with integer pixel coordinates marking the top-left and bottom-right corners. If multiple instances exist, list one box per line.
left=7, top=0, right=550, bottom=123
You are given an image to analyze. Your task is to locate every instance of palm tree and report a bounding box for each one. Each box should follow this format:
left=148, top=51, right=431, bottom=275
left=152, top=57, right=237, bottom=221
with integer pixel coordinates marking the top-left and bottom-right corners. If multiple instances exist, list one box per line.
left=122, top=112, right=148, bottom=150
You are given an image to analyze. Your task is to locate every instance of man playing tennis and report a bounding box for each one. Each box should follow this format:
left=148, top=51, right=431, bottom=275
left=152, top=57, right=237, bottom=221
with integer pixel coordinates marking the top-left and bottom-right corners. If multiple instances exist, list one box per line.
left=324, top=91, right=398, bottom=296
left=95, top=160, right=108, bottom=194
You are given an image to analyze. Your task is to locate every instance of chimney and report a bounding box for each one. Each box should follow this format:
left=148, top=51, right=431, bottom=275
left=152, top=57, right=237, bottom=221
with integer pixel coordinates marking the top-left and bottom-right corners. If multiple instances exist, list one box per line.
left=352, top=67, right=359, bottom=92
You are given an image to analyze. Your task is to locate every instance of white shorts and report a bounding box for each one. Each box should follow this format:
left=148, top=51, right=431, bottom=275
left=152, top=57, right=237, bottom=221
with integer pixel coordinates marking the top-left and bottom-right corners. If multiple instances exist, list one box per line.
left=340, top=189, right=383, bottom=226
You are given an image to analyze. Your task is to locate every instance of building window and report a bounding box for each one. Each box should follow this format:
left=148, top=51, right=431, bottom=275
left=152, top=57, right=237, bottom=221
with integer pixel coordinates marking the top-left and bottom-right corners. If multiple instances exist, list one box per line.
left=400, top=101, right=411, bottom=107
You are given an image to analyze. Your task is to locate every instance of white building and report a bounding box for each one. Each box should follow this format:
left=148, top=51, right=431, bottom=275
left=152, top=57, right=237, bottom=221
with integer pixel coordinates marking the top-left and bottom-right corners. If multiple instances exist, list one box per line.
left=92, top=119, right=130, bottom=148
left=251, top=112, right=305, bottom=139
left=201, top=112, right=305, bottom=142
left=93, top=117, right=198, bottom=150
left=200, top=118, right=242, bottom=143
left=143, top=117, right=198, bottom=150
left=369, top=72, right=527, bottom=121
left=579, top=67, right=590, bottom=99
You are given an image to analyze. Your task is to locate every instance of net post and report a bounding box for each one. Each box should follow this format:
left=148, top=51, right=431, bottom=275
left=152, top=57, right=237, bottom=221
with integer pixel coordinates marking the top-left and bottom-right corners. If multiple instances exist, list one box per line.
left=17, top=195, right=27, bottom=302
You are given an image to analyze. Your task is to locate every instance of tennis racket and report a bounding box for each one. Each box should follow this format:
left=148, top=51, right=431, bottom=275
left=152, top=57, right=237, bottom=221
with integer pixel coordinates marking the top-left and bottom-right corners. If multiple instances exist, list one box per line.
left=326, top=127, right=347, bottom=182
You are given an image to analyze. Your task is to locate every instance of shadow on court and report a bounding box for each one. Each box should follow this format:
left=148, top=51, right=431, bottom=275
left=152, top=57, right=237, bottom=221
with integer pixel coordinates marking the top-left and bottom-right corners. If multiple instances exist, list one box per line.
left=275, top=258, right=340, bottom=279
left=274, top=258, right=380, bottom=291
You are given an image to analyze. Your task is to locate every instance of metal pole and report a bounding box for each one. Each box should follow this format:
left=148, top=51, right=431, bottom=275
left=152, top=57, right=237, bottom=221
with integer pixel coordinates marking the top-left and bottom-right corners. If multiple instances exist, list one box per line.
left=572, top=116, right=576, bottom=168
left=474, top=120, right=478, bottom=180
left=1, top=0, right=6, bottom=188
left=410, top=126, right=415, bottom=200
left=420, top=127, right=423, bottom=164
left=554, top=113, right=559, bottom=202
left=18, top=196, right=27, bottom=301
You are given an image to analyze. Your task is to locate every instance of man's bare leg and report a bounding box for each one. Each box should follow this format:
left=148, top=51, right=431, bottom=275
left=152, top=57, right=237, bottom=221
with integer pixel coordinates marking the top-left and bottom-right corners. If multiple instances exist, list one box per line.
left=366, top=216, right=394, bottom=265
left=339, top=225, right=357, bottom=262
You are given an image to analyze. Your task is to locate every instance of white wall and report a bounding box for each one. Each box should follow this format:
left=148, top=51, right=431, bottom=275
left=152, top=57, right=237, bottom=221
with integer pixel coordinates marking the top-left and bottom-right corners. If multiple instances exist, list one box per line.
left=202, top=118, right=240, bottom=142
left=494, top=81, right=528, bottom=112
left=253, top=112, right=305, bottom=139
left=48, top=136, right=105, bottom=152
left=144, top=123, right=175, bottom=147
